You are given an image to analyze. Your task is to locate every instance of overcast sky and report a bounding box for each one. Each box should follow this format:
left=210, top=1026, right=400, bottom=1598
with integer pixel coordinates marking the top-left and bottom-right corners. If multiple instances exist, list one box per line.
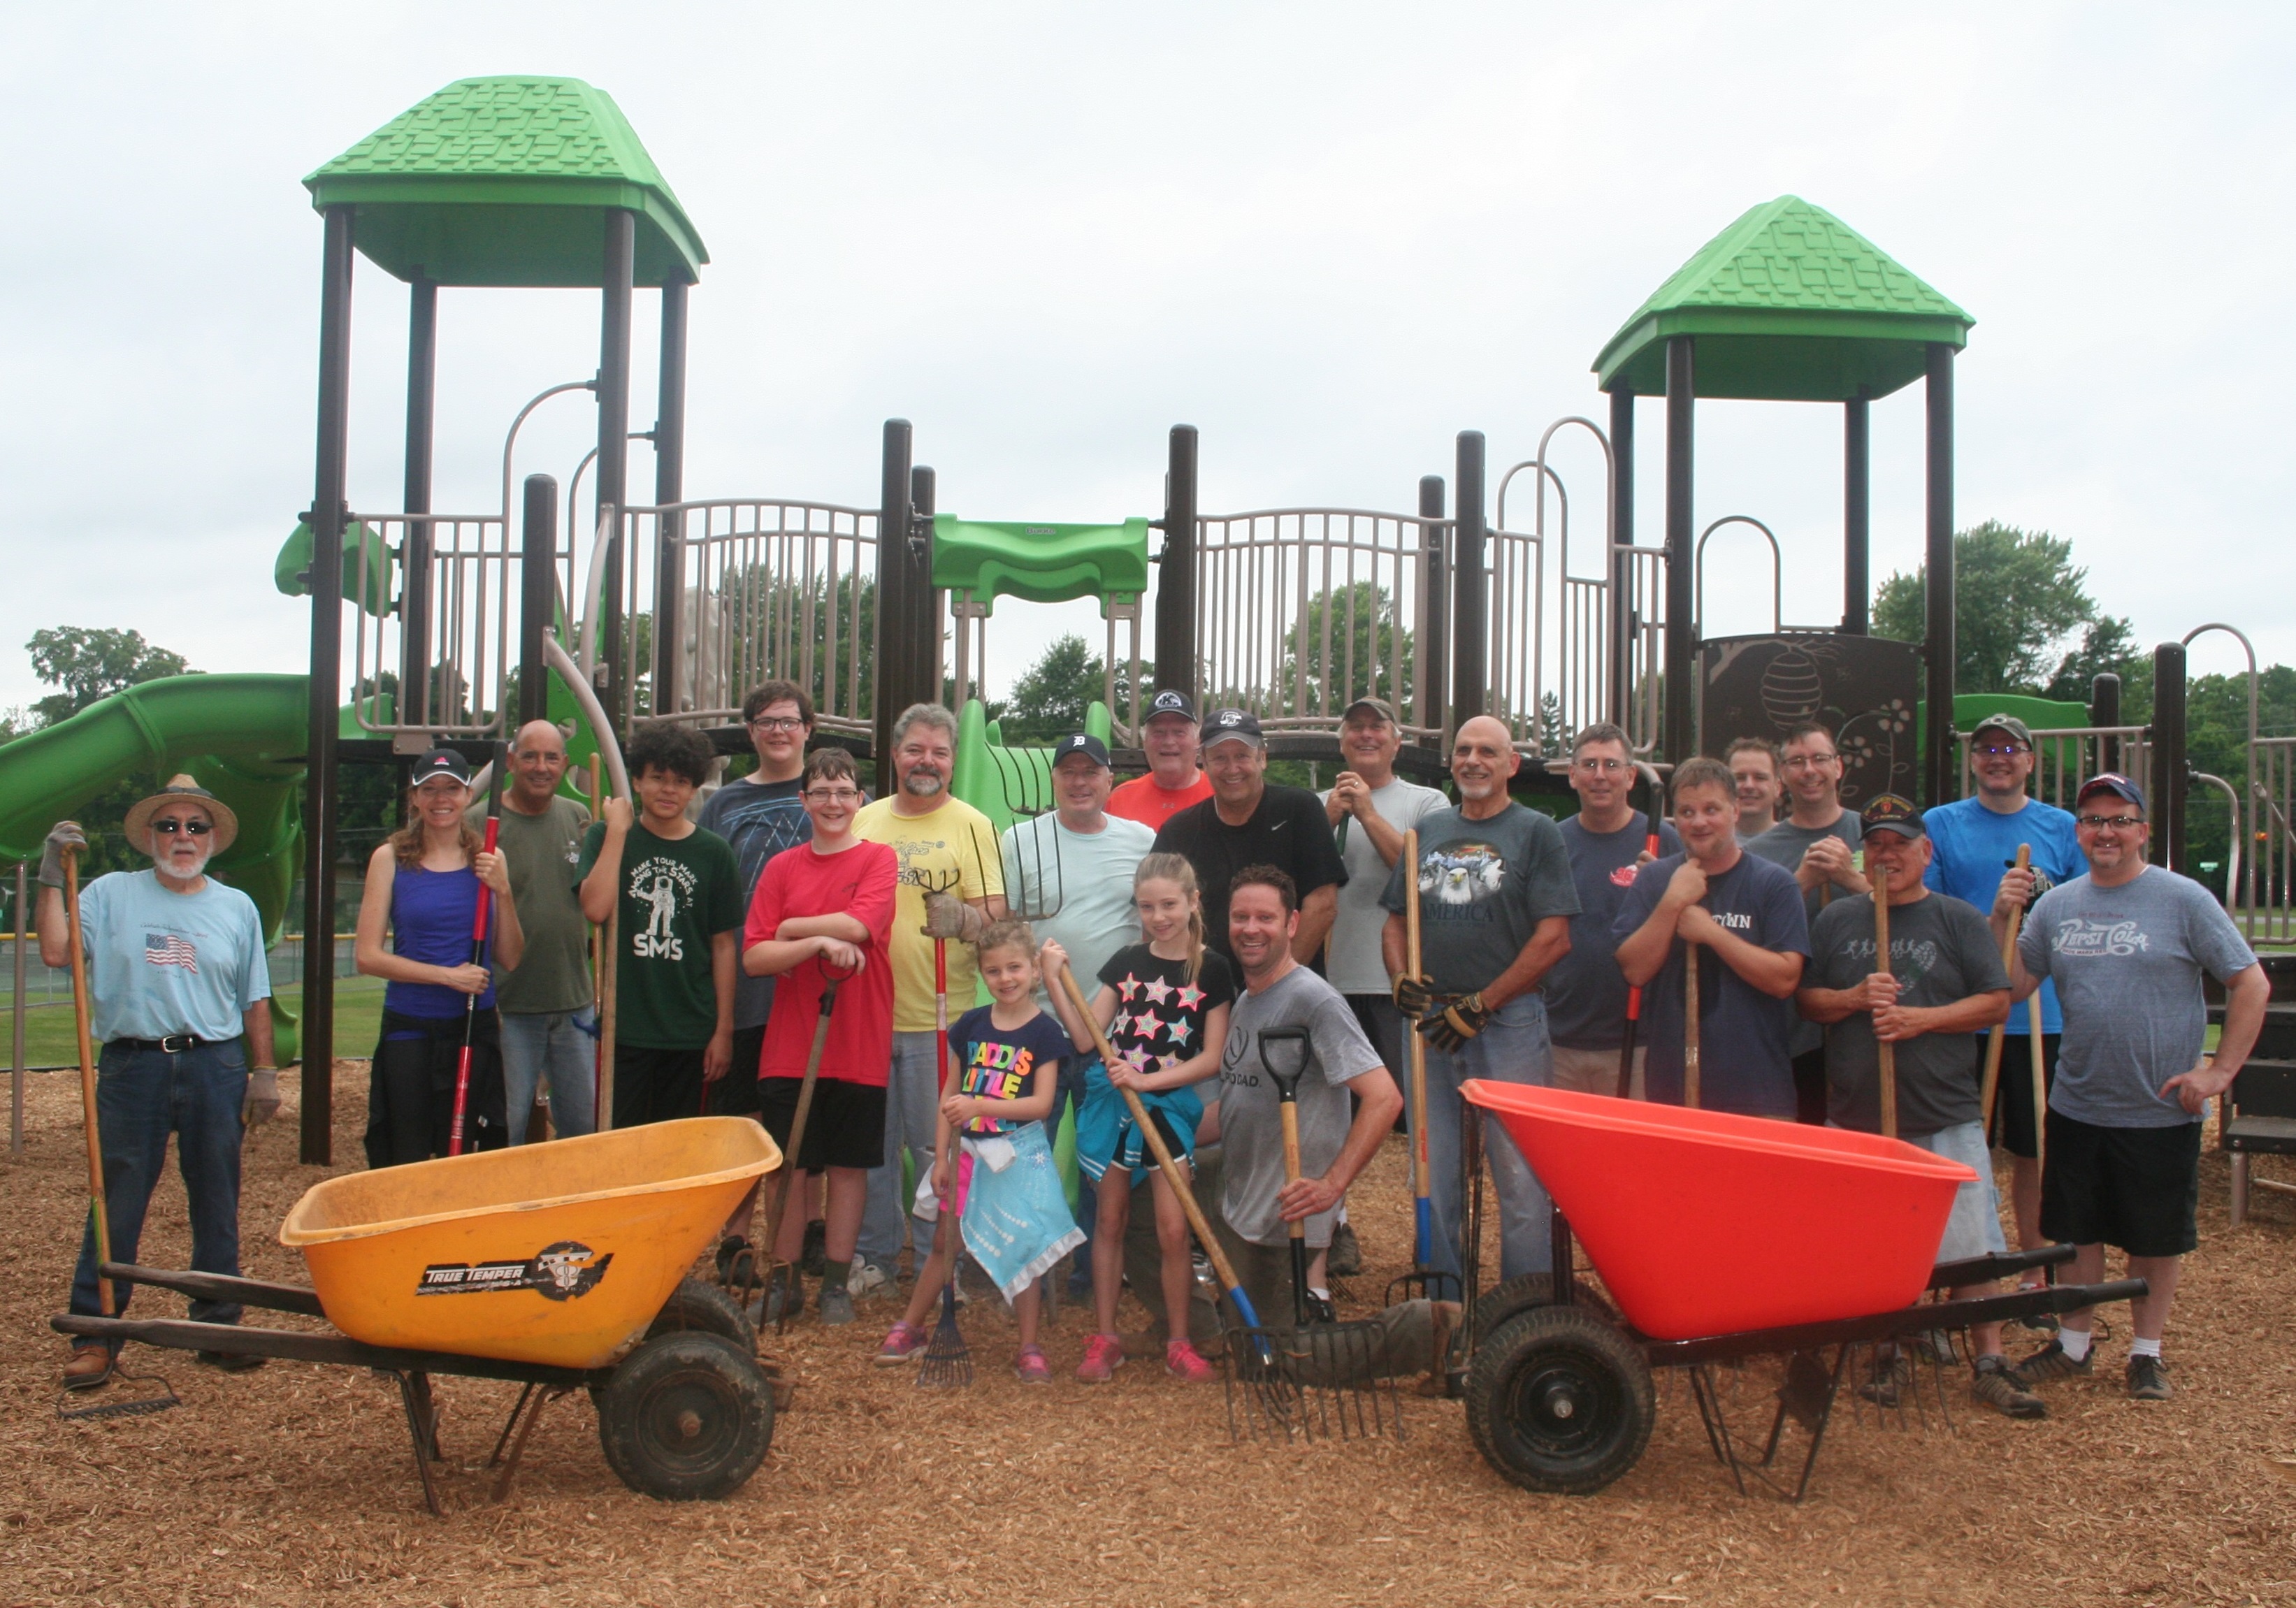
left=2, top=3, right=2289, bottom=713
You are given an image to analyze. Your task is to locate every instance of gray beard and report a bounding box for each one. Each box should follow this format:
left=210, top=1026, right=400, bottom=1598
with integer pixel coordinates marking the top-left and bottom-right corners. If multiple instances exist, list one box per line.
left=902, top=772, right=945, bottom=798
left=154, top=848, right=212, bottom=882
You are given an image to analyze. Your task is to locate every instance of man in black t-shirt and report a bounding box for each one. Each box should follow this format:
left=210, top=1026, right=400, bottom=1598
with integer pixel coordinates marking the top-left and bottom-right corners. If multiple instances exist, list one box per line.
left=1153, top=709, right=1348, bottom=969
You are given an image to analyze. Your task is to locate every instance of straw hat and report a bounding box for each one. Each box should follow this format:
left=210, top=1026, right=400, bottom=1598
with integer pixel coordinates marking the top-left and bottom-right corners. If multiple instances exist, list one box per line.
left=124, top=774, right=239, bottom=855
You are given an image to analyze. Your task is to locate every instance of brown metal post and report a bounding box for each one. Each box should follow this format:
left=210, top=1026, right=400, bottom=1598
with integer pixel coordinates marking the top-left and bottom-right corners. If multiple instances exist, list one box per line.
left=1415, top=474, right=1446, bottom=745
left=1843, top=393, right=1870, bottom=635
left=1663, top=338, right=1696, bottom=764
left=872, top=419, right=916, bottom=797
left=1923, top=345, right=1956, bottom=806
left=1608, top=387, right=1635, bottom=729
left=597, top=209, right=634, bottom=729
left=1450, top=431, right=1487, bottom=725
left=1155, top=425, right=1199, bottom=705
left=400, top=273, right=436, bottom=727
left=651, top=277, right=688, bottom=709
left=300, top=203, right=356, bottom=1164
left=2092, top=672, right=2123, bottom=775
left=2151, top=643, right=2187, bottom=874
left=520, top=475, right=558, bottom=725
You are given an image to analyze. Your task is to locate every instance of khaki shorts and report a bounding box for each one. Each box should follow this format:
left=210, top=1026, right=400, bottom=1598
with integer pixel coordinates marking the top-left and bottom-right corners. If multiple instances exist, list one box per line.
left=1550, top=1043, right=1644, bottom=1101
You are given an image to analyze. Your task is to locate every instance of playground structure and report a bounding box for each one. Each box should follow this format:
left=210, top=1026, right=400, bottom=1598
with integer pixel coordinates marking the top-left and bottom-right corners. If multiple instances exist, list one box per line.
left=1, top=76, right=2291, bottom=1176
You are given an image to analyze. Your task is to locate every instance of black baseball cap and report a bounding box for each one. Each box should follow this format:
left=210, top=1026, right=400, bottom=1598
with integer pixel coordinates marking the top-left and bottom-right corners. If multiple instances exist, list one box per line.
left=1053, top=732, right=1111, bottom=768
left=1145, top=689, right=1198, bottom=724
left=412, top=748, right=472, bottom=786
left=1858, top=793, right=1926, bottom=840
left=1342, top=695, right=1399, bottom=725
left=1203, top=708, right=1265, bottom=749
left=2077, top=772, right=2147, bottom=811
left=1970, top=712, right=2035, bottom=746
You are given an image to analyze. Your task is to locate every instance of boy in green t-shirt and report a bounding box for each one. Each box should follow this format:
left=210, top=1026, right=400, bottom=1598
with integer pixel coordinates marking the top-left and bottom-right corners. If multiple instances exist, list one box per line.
left=578, top=724, right=743, bottom=1126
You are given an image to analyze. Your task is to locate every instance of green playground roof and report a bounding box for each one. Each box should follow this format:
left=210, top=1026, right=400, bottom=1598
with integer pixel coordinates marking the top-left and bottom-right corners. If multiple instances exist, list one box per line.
left=931, top=517, right=1150, bottom=611
left=1594, top=196, right=1970, bottom=402
left=305, top=76, right=706, bottom=288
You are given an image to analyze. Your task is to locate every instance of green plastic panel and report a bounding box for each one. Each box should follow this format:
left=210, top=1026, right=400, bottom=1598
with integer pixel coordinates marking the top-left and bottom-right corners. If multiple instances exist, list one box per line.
left=930, top=516, right=1149, bottom=611
left=1595, top=196, right=1971, bottom=401
left=305, top=77, right=706, bottom=287
left=275, top=519, right=396, bottom=617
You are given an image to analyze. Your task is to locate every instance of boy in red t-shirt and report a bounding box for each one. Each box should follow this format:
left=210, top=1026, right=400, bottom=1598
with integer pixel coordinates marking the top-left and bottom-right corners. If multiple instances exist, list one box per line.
left=741, top=748, right=897, bottom=1326
left=1106, top=690, right=1211, bottom=829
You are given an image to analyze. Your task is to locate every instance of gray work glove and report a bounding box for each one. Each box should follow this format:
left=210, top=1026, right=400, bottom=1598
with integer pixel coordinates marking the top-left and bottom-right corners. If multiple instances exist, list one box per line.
left=38, top=820, right=87, bottom=888
left=921, top=892, right=981, bottom=942
left=243, top=1069, right=281, bottom=1128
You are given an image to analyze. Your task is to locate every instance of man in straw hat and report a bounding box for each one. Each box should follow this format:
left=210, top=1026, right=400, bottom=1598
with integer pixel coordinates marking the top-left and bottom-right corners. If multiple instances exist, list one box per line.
left=37, top=776, right=277, bottom=1391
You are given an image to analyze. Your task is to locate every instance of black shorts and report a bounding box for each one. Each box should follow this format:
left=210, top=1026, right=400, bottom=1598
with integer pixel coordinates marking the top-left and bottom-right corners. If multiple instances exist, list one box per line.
left=2039, top=1110, right=2201, bottom=1258
left=757, top=1075, right=887, bottom=1171
left=705, top=1024, right=768, bottom=1117
left=1972, top=1031, right=2058, bottom=1159
left=612, top=1044, right=707, bottom=1127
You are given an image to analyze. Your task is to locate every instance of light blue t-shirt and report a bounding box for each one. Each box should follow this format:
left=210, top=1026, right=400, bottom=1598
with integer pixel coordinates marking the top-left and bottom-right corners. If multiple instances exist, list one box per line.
left=1002, top=811, right=1156, bottom=1009
left=1922, top=794, right=2084, bottom=1036
left=78, top=870, right=270, bottom=1044
left=2020, top=865, right=2256, bottom=1129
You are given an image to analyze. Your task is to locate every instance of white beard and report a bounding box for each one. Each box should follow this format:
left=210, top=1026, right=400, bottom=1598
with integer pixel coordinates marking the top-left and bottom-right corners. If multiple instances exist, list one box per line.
left=155, top=846, right=213, bottom=883
left=903, top=772, right=945, bottom=797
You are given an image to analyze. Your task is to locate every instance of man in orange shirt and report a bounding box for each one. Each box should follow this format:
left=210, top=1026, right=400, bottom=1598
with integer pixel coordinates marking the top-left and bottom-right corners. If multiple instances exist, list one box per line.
left=1108, top=689, right=1211, bottom=830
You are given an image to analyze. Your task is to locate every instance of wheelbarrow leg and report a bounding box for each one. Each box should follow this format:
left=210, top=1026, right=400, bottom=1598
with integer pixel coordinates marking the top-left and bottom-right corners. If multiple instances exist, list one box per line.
left=490, top=1385, right=568, bottom=1504
left=1785, top=1345, right=1852, bottom=1504
left=1687, top=1365, right=1748, bottom=1496
left=393, top=1372, right=445, bottom=1518
left=489, top=1382, right=538, bottom=1468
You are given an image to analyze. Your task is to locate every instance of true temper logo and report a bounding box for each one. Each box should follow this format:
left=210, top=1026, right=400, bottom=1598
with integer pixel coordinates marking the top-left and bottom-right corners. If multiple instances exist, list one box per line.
left=2054, top=919, right=2151, bottom=957
left=416, top=1240, right=613, bottom=1301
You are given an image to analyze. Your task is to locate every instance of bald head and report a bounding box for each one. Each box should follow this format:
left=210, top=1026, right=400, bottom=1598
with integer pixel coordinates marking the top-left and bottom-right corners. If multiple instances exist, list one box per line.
left=1450, top=715, right=1522, bottom=815
left=506, top=719, right=572, bottom=813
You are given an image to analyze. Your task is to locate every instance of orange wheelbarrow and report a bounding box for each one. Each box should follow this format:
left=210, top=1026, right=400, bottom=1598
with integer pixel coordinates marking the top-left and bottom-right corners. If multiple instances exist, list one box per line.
left=1452, top=1083, right=2146, bottom=1499
left=54, top=1117, right=786, bottom=1513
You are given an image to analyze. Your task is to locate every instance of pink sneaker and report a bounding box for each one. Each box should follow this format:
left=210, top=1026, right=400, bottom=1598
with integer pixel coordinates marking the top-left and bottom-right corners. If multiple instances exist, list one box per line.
left=1076, top=1332, right=1125, bottom=1384
left=874, top=1321, right=926, bottom=1366
left=1013, top=1345, right=1051, bottom=1384
left=1164, top=1338, right=1216, bottom=1383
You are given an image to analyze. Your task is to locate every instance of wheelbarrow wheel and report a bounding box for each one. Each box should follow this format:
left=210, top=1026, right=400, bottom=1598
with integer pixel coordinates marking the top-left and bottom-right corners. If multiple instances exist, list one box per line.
left=1466, top=1305, right=1653, bottom=1496
left=598, top=1333, right=775, bottom=1500
left=1472, top=1273, right=1619, bottom=1347
left=647, top=1277, right=758, bottom=1352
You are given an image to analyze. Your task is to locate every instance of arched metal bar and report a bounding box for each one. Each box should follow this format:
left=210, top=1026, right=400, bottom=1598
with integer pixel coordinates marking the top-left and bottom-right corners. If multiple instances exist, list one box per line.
left=1693, top=516, right=1784, bottom=642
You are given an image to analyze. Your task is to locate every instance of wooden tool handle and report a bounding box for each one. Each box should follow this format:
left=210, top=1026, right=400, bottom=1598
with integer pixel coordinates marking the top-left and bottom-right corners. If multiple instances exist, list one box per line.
left=1057, top=965, right=1254, bottom=1300
left=1873, top=883, right=1896, bottom=1139
left=1279, top=1101, right=1306, bottom=1244
left=1402, top=828, right=1429, bottom=1206
left=1682, top=944, right=1701, bottom=1111
left=63, top=852, right=113, bottom=1316
left=1977, top=843, right=2030, bottom=1131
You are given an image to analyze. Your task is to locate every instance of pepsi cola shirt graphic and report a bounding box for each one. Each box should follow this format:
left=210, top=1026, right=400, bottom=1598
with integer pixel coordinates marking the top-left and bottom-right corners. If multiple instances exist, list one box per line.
left=576, top=819, right=742, bottom=1049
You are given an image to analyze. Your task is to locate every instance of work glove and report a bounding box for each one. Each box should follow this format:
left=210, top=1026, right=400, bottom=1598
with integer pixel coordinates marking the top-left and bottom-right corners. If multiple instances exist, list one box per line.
left=38, top=821, right=87, bottom=888
left=921, top=892, right=981, bottom=943
left=1391, top=971, right=1438, bottom=1016
left=1417, top=992, right=1492, bottom=1052
left=243, top=1069, right=281, bottom=1128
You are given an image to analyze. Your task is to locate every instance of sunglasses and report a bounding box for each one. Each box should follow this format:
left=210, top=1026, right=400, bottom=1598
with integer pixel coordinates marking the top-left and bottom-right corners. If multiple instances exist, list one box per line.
left=152, top=818, right=212, bottom=836
left=2076, top=813, right=2144, bottom=830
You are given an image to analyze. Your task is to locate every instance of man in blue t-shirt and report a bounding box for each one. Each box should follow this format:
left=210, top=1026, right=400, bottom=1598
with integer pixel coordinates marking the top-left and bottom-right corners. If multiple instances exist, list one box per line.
left=37, top=777, right=277, bottom=1394
left=1615, top=757, right=1811, bottom=1118
left=1922, top=711, right=2086, bottom=1284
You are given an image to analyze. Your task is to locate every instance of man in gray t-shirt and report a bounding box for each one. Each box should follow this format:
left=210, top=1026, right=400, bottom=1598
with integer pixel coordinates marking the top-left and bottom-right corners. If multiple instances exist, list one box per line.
left=2007, top=772, right=2269, bottom=1403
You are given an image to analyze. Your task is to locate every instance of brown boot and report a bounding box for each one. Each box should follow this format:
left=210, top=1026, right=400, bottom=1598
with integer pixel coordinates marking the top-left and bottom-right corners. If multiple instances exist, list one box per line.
left=62, top=1346, right=113, bottom=1391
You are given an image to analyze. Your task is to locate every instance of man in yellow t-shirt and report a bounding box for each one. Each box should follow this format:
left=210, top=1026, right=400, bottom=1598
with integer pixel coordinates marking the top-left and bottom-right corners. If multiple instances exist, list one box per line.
left=852, top=703, right=1007, bottom=1279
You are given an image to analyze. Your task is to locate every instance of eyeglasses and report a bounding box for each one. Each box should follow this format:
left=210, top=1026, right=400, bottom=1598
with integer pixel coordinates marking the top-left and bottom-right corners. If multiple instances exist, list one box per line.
left=1782, top=753, right=1840, bottom=770
left=804, top=788, right=862, bottom=804
left=1574, top=757, right=1629, bottom=774
left=151, top=818, right=212, bottom=836
left=2077, top=813, right=2144, bottom=830
left=1976, top=744, right=2030, bottom=758
left=750, top=716, right=807, bottom=733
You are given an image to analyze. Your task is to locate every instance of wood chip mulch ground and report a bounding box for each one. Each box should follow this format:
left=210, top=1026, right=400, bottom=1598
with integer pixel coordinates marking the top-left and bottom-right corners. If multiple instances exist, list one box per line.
left=2, top=1061, right=2292, bottom=1606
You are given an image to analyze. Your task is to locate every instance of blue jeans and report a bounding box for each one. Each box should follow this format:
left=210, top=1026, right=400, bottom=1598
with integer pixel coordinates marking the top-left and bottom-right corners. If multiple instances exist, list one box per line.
left=860, top=1030, right=946, bottom=1268
left=498, top=1010, right=598, bottom=1141
left=1419, top=993, right=1555, bottom=1284
left=71, top=1038, right=250, bottom=1334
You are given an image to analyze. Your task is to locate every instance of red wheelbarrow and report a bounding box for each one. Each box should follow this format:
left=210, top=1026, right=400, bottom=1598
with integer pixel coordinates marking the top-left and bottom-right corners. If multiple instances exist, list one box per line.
left=1452, top=1082, right=2146, bottom=1499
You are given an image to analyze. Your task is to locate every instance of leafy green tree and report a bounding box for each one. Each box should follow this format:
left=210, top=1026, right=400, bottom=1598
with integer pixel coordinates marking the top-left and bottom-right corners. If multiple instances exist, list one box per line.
left=991, top=634, right=1151, bottom=743
left=1873, top=523, right=2100, bottom=695
left=1276, top=581, right=1415, bottom=718
left=26, top=626, right=193, bottom=727
left=2044, top=614, right=2146, bottom=707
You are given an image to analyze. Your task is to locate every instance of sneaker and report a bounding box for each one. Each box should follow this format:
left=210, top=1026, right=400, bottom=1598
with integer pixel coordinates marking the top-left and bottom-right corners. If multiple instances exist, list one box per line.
left=2015, top=1280, right=2060, bottom=1333
left=62, top=1346, right=112, bottom=1391
left=1327, top=1222, right=1363, bottom=1278
left=2125, top=1354, right=2172, bottom=1401
left=1076, top=1333, right=1125, bottom=1384
left=1164, top=1338, right=1216, bottom=1383
left=1013, top=1345, right=1051, bottom=1384
left=1304, top=1290, right=1338, bottom=1326
left=195, top=1349, right=266, bottom=1374
left=800, top=1219, right=828, bottom=1277
left=1972, top=1356, right=2047, bottom=1419
left=1856, top=1348, right=1910, bottom=1408
left=817, top=1284, right=856, bottom=1327
left=874, top=1321, right=927, bottom=1365
left=2014, top=1336, right=2095, bottom=1386
left=848, top=1260, right=894, bottom=1301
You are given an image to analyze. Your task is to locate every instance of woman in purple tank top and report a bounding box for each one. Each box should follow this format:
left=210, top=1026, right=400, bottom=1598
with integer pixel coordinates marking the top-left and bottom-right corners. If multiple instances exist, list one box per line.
left=353, top=750, right=525, bottom=1166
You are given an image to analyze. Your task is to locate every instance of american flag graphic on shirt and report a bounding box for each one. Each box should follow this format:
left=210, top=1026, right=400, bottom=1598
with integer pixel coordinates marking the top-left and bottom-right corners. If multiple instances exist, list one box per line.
left=144, top=932, right=198, bottom=973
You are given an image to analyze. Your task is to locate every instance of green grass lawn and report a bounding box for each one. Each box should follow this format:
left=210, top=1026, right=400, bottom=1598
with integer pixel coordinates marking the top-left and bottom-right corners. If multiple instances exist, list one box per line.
left=3, top=976, right=387, bottom=1068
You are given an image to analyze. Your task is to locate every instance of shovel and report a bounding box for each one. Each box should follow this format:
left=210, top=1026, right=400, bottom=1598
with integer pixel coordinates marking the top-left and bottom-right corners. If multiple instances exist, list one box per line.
left=1387, top=828, right=1458, bottom=1311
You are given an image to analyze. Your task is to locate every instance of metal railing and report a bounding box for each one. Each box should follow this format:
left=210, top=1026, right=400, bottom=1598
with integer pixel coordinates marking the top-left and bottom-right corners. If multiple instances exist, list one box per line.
left=345, top=512, right=517, bottom=737
left=1953, top=726, right=2153, bottom=812
left=1194, top=508, right=1446, bottom=741
left=613, top=499, right=880, bottom=737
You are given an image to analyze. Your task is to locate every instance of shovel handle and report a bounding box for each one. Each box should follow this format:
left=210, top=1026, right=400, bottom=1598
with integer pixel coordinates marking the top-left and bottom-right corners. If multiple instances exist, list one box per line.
left=1682, top=939, right=1701, bottom=1112
left=1402, top=828, right=1432, bottom=1243
left=63, top=851, right=114, bottom=1317
left=1873, top=880, right=1896, bottom=1139
left=1977, top=844, right=2029, bottom=1133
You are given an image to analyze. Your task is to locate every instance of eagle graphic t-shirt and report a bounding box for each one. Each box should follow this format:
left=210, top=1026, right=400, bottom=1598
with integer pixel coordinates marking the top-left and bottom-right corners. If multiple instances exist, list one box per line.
left=2019, top=865, right=2257, bottom=1128
left=945, top=1006, right=1073, bottom=1136
left=77, top=869, right=270, bottom=1044
left=1378, top=802, right=1581, bottom=997
left=577, top=818, right=742, bottom=1049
